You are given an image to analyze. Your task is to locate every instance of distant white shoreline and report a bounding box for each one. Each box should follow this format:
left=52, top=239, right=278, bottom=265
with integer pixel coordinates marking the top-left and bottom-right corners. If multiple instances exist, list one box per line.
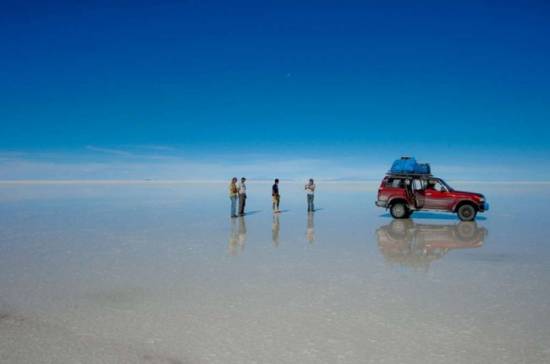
left=1, top=179, right=550, bottom=185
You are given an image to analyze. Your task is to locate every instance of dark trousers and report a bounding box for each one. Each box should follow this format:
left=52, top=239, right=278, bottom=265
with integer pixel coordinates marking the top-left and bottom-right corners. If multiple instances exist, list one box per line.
left=239, top=194, right=246, bottom=215
left=307, top=194, right=314, bottom=211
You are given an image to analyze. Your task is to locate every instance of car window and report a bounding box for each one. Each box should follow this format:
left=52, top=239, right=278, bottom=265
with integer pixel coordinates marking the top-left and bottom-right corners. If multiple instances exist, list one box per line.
left=427, top=180, right=445, bottom=192
left=387, top=178, right=404, bottom=188
left=412, top=179, right=424, bottom=190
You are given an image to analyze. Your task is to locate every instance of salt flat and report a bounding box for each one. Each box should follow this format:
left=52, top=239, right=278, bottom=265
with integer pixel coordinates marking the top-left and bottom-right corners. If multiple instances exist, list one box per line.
left=1, top=182, right=549, bottom=364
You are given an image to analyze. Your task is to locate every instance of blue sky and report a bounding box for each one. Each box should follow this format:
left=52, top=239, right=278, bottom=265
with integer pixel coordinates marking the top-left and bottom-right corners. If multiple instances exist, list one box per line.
left=1, top=1, right=549, bottom=180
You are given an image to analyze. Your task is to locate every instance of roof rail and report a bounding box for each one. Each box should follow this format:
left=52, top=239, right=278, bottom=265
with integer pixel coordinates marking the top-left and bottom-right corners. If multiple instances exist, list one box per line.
left=386, top=172, right=434, bottom=178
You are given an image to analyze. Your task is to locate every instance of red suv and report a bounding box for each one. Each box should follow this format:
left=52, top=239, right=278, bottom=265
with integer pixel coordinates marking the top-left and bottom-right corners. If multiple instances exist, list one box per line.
left=375, top=174, right=489, bottom=221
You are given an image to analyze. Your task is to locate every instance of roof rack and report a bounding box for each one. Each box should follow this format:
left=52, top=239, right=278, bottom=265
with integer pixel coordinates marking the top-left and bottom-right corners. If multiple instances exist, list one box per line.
left=386, top=172, right=434, bottom=178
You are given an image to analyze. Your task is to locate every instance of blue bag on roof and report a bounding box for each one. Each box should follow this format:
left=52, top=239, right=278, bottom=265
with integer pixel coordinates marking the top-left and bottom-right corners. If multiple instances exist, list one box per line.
left=390, top=157, right=417, bottom=173
left=415, top=163, right=431, bottom=174
left=390, top=157, right=431, bottom=175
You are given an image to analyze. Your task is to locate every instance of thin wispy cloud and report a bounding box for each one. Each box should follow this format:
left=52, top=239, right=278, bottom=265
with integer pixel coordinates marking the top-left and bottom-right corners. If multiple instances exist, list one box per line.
left=85, top=145, right=135, bottom=157
left=84, top=145, right=191, bottom=162
left=0, top=152, right=28, bottom=162
left=1, top=147, right=548, bottom=182
left=136, top=145, right=178, bottom=152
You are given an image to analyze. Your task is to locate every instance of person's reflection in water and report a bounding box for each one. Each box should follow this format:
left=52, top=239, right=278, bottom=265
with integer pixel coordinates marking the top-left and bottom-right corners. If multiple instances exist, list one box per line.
left=306, top=211, right=315, bottom=244
left=228, top=216, right=247, bottom=256
left=228, top=217, right=239, bottom=255
left=376, top=219, right=487, bottom=271
left=272, top=213, right=280, bottom=247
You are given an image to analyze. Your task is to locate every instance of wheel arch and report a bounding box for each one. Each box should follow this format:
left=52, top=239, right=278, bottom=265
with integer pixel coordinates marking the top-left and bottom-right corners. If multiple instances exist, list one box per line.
left=388, top=197, right=410, bottom=209
left=453, top=199, right=478, bottom=213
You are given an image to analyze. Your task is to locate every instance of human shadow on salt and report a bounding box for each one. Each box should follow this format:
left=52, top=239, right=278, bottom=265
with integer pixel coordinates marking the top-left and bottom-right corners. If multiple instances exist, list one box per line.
left=242, top=210, right=261, bottom=216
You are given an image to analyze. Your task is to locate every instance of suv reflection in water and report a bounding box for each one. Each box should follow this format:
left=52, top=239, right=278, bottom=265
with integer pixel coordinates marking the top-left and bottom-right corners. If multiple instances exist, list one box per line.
left=376, top=220, right=488, bottom=271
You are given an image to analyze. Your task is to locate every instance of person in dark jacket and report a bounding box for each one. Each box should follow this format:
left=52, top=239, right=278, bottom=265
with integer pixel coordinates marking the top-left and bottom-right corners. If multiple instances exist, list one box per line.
left=238, top=177, right=247, bottom=215
left=272, top=178, right=280, bottom=213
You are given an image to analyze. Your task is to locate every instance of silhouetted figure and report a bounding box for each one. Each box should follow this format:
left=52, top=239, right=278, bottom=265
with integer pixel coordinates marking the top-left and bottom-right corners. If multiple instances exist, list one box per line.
left=272, top=178, right=280, bottom=213
left=238, top=177, right=247, bottom=215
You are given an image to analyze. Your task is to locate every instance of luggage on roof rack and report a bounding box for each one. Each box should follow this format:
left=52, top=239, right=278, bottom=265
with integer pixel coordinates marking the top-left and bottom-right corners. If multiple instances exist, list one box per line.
left=387, top=173, right=433, bottom=178
left=389, top=157, right=431, bottom=175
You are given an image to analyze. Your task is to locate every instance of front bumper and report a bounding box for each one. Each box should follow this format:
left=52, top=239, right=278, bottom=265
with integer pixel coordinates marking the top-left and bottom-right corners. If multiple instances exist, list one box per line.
left=479, top=201, right=489, bottom=212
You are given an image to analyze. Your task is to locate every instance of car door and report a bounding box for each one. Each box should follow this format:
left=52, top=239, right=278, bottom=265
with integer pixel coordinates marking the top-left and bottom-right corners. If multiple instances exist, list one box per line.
left=412, top=178, right=425, bottom=208
left=424, top=180, right=453, bottom=210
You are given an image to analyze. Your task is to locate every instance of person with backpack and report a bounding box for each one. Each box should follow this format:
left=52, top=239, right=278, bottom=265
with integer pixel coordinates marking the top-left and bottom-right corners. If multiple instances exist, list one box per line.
left=272, top=178, right=280, bottom=213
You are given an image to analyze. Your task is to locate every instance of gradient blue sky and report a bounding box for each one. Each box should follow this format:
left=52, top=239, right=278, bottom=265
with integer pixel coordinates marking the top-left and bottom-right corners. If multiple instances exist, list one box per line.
left=1, top=0, right=550, bottom=180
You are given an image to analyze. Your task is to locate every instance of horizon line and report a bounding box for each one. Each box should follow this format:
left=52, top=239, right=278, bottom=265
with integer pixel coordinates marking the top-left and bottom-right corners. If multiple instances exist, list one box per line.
left=1, top=179, right=550, bottom=185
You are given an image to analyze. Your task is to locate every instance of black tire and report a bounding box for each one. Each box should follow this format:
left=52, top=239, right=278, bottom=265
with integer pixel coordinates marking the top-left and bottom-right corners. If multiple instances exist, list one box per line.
left=390, top=202, right=409, bottom=219
left=457, top=204, right=477, bottom=221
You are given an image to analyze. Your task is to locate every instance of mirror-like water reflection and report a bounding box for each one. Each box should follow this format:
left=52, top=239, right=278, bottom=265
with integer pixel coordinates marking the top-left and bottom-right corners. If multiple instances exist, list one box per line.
left=228, top=216, right=247, bottom=256
left=306, top=211, right=315, bottom=244
left=377, top=220, right=487, bottom=271
left=272, top=214, right=280, bottom=247
left=231, top=210, right=315, bottom=250
left=1, top=182, right=549, bottom=364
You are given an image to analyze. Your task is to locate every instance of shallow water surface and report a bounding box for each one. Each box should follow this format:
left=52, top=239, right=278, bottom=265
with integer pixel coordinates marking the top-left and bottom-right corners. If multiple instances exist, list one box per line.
left=0, top=182, right=549, bottom=363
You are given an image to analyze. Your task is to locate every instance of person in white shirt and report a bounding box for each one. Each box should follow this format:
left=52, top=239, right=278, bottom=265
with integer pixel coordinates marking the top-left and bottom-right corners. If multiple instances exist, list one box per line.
left=238, top=177, right=247, bottom=215
left=305, top=178, right=316, bottom=212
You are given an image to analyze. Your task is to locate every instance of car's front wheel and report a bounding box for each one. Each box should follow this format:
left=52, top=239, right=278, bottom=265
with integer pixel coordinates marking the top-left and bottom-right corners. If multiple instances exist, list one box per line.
left=457, top=204, right=477, bottom=221
left=390, top=202, right=409, bottom=219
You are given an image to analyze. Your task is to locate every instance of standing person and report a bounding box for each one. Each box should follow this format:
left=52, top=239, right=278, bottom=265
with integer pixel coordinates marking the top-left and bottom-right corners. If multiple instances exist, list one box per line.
left=238, top=177, right=247, bottom=216
left=272, top=178, right=280, bottom=213
left=229, top=177, right=239, bottom=217
left=305, top=178, right=316, bottom=212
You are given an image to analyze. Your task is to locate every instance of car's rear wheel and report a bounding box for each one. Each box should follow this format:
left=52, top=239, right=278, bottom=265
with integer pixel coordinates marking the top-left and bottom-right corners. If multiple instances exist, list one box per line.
left=390, top=202, right=408, bottom=219
left=457, top=204, right=477, bottom=221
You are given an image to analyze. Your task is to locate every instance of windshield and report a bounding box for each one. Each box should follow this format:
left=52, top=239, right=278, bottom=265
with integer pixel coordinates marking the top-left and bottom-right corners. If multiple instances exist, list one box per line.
left=439, top=179, right=454, bottom=191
